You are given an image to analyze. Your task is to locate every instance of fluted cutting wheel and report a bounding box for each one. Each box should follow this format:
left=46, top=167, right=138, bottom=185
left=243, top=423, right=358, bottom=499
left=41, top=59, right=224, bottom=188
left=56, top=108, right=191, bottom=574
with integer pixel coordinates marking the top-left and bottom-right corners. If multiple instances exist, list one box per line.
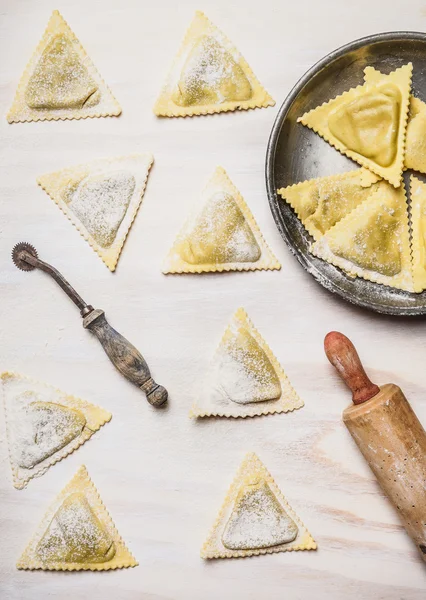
left=12, top=242, right=38, bottom=271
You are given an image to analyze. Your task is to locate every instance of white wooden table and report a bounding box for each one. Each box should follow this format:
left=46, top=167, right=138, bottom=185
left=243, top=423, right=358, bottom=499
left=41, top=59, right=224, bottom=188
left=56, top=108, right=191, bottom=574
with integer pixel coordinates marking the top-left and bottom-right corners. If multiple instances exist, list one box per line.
left=1, top=0, right=426, bottom=598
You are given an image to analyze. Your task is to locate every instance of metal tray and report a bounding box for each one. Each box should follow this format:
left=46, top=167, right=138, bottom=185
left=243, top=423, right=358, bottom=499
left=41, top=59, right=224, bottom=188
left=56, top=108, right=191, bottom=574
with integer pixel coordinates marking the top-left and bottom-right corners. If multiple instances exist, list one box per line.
left=266, top=32, right=426, bottom=316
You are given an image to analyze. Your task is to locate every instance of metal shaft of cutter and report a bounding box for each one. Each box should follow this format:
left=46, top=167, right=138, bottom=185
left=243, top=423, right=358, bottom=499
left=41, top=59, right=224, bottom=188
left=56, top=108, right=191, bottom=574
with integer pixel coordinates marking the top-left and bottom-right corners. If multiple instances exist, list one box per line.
left=20, top=250, right=93, bottom=315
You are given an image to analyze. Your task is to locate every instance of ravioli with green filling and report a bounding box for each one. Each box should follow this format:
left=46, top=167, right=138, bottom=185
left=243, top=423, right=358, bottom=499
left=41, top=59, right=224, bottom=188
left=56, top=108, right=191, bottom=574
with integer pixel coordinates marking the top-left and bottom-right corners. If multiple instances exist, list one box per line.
left=190, top=308, right=303, bottom=419
left=163, top=167, right=280, bottom=273
left=37, top=492, right=116, bottom=564
left=37, top=154, right=154, bottom=271
left=1, top=372, right=111, bottom=489
left=201, top=453, right=317, bottom=559
left=7, top=10, right=121, bottom=122
left=409, top=175, right=426, bottom=293
left=154, top=11, right=274, bottom=117
left=298, top=63, right=412, bottom=187
left=17, top=466, right=138, bottom=570
left=310, top=181, right=413, bottom=291
left=25, top=34, right=100, bottom=110
left=172, top=36, right=252, bottom=107
left=277, top=168, right=380, bottom=240
left=222, top=477, right=298, bottom=550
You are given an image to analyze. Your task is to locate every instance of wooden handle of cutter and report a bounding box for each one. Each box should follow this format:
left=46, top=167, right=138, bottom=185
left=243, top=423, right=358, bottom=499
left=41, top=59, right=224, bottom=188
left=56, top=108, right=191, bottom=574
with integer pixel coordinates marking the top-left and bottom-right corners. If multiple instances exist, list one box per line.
left=324, top=331, right=380, bottom=404
left=83, top=309, right=168, bottom=407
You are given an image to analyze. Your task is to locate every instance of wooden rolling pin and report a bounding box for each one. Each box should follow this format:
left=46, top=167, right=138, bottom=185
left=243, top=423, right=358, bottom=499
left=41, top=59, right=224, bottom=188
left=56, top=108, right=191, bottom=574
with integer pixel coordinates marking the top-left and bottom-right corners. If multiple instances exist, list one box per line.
left=324, top=331, right=426, bottom=563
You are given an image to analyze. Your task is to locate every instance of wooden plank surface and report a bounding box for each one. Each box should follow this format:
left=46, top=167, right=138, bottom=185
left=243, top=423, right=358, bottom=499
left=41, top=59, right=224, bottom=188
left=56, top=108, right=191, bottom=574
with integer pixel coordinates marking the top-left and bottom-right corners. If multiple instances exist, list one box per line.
left=0, top=0, right=425, bottom=598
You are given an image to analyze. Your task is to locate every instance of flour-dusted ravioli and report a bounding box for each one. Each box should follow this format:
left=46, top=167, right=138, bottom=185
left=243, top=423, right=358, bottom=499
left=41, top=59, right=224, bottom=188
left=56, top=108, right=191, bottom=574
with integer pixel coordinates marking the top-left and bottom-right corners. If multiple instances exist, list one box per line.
left=409, top=175, right=426, bottom=292
left=7, top=10, right=121, bottom=123
left=201, top=453, right=316, bottom=559
left=37, top=154, right=153, bottom=271
left=1, top=372, right=111, bottom=489
left=154, top=11, right=274, bottom=117
left=17, top=465, right=137, bottom=570
left=363, top=66, right=426, bottom=174
left=405, top=97, right=426, bottom=173
left=298, top=64, right=412, bottom=187
left=163, top=167, right=280, bottom=273
left=278, top=168, right=380, bottom=240
left=190, top=308, right=302, bottom=418
left=311, top=181, right=413, bottom=291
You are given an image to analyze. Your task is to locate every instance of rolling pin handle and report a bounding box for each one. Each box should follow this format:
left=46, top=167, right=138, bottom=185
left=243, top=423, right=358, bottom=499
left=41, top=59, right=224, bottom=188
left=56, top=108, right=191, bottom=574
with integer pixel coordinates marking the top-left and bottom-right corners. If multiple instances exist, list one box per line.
left=324, top=331, right=380, bottom=405
left=83, top=309, right=168, bottom=407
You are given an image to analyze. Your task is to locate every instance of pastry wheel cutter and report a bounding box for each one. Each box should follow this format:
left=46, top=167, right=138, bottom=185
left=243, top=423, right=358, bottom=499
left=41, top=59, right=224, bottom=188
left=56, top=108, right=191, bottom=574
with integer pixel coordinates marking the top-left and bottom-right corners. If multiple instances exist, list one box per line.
left=12, top=242, right=167, bottom=407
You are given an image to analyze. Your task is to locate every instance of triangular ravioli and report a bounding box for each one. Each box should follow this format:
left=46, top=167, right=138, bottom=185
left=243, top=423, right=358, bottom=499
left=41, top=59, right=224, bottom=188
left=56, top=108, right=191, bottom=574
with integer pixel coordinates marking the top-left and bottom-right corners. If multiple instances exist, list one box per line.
left=163, top=167, right=280, bottom=273
left=311, top=181, right=414, bottom=291
left=409, top=175, right=426, bottom=292
left=277, top=168, right=381, bottom=240
left=1, top=372, right=111, bottom=489
left=364, top=66, right=426, bottom=174
left=17, top=465, right=137, bottom=570
left=37, top=154, right=153, bottom=271
left=201, top=453, right=316, bottom=559
left=298, top=64, right=412, bottom=187
left=190, top=308, right=303, bottom=418
left=7, top=10, right=121, bottom=123
left=405, top=97, right=426, bottom=173
left=154, top=11, right=274, bottom=117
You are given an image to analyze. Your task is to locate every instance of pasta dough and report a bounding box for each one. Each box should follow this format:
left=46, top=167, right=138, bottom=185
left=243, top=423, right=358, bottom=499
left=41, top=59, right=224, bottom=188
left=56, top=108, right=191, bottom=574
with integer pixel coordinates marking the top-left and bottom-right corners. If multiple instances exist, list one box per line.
left=154, top=11, right=274, bottom=117
left=1, top=372, right=111, bottom=489
left=222, top=479, right=298, bottom=550
left=172, top=36, right=252, bottom=107
left=7, top=10, right=121, bottom=123
left=17, top=466, right=138, bottom=570
left=163, top=167, right=280, bottom=273
left=201, top=453, right=316, bottom=559
left=37, top=154, right=153, bottom=271
left=190, top=308, right=303, bottom=418
left=409, top=175, right=426, bottom=292
left=36, top=493, right=116, bottom=564
left=310, top=181, right=413, bottom=291
left=277, top=168, right=380, bottom=240
left=298, top=64, right=412, bottom=187
left=405, top=97, right=426, bottom=173
left=364, top=66, right=426, bottom=174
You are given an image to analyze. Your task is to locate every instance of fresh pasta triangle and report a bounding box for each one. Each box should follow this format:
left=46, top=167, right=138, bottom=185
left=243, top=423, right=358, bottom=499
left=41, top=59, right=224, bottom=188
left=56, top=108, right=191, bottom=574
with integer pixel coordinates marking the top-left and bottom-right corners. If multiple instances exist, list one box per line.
left=364, top=66, right=426, bottom=174
left=7, top=10, right=121, bottom=123
left=311, top=181, right=413, bottom=291
left=154, top=11, right=274, bottom=117
left=37, top=154, right=153, bottom=271
left=277, top=168, right=381, bottom=240
left=298, top=64, right=412, bottom=187
left=163, top=167, right=280, bottom=273
left=190, top=308, right=303, bottom=418
left=1, top=372, right=111, bottom=489
left=405, top=97, right=426, bottom=173
left=201, top=453, right=316, bottom=559
left=17, top=466, right=138, bottom=570
left=409, top=175, right=426, bottom=292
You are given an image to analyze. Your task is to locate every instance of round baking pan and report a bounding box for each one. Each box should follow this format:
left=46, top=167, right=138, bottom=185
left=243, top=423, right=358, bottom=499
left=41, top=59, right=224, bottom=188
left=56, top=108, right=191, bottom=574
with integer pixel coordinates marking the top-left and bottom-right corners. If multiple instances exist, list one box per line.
left=266, top=31, right=426, bottom=316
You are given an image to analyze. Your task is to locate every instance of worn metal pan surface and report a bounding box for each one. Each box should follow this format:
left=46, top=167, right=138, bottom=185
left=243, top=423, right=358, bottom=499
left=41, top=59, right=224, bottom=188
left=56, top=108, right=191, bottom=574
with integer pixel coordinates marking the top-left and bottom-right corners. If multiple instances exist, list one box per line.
left=266, top=32, right=426, bottom=316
